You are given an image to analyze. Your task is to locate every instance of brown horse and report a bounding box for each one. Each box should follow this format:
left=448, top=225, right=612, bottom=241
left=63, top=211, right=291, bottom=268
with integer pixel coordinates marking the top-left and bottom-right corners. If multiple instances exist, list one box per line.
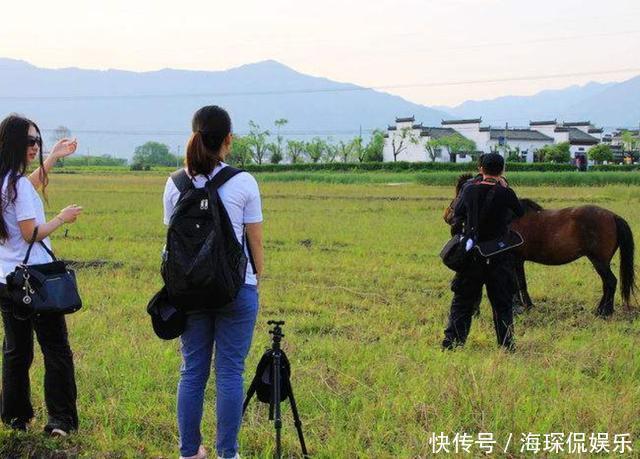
left=444, top=174, right=636, bottom=316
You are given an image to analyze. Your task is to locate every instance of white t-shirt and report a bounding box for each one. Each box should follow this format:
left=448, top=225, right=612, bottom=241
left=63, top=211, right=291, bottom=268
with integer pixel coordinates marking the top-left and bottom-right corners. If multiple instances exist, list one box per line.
left=163, top=163, right=263, bottom=285
left=0, top=175, right=53, bottom=283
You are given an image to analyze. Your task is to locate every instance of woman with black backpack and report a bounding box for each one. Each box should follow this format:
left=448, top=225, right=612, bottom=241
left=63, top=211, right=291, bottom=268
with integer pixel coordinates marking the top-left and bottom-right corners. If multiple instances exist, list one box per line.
left=163, top=106, right=264, bottom=459
left=0, top=114, right=83, bottom=436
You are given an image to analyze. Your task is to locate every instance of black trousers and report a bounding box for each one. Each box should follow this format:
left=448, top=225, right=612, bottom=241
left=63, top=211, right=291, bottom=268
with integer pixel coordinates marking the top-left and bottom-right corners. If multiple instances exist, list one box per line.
left=0, top=304, right=78, bottom=431
left=443, top=252, right=517, bottom=350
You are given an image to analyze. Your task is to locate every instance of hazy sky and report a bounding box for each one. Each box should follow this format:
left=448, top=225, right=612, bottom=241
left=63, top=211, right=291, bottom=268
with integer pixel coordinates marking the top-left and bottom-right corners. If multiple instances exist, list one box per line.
left=1, top=0, right=639, bottom=106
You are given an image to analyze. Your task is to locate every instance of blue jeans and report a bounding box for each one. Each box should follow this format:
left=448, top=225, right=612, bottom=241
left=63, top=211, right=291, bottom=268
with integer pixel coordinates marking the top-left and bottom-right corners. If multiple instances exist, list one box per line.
left=177, top=284, right=259, bottom=458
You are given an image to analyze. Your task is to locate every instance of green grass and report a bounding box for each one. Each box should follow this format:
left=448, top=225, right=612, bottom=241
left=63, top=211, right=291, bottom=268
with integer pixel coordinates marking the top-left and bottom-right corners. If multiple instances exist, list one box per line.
left=0, top=175, right=638, bottom=458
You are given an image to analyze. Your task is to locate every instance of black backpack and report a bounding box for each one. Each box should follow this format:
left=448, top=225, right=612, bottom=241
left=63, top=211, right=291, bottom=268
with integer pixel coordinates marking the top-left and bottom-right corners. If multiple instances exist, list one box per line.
left=161, top=167, right=255, bottom=310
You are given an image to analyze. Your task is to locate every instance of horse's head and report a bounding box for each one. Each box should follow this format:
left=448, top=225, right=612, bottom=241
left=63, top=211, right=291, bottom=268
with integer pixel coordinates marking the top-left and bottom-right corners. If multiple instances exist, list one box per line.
left=443, top=173, right=473, bottom=226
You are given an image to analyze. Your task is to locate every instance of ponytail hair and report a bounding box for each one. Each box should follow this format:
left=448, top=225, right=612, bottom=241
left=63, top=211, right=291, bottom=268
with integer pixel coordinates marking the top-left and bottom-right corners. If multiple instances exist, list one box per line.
left=186, top=106, right=232, bottom=177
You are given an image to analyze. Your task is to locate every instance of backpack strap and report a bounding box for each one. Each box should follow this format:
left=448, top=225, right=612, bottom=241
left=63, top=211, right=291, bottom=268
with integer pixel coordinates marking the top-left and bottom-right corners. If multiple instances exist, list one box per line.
left=207, top=166, right=245, bottom=189
left=170, top=169, right=194, bottom=194
left=207, top=166, right=259, bottom=275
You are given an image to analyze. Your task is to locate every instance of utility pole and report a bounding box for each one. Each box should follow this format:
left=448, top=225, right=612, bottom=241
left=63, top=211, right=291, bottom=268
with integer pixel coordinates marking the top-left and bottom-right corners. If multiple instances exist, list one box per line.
left=358, top=125, right=363, bottom=161
left=504, top=122, right=509, bottom=158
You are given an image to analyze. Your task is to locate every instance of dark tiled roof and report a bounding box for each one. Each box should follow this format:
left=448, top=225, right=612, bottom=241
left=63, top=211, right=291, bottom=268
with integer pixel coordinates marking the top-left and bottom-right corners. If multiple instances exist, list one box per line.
left=383, top=133, right=389, bottom=138
left=567, top=127, right=599, bottom=145
left=420, top=127, right=461, bottom=139
left=588, top=128, right=603, bottom=134
left=530, top=120, right=557, bottom=126
left=563, top=121, right=591, bottom=127
left=412, top=123, right=423, bottom=129
left=387, top=126, right=397, bottom=131
left=395, top=116, right=415, bottom=123
left=489, top=129, right=553, bottom=142
left=479, top=127, right=491, bottom=132
left=442, top=118, right=482, bottom=125
left=554, top=127, right=570, bottom=132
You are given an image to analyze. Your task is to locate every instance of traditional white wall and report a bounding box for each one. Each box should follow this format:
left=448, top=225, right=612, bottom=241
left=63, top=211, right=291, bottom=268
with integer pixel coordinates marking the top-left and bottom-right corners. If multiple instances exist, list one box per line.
left=530, top=124, right=557, bottom=140
left=487, top=140, right=552, bottom=163
left=444, top=121, right=489, bottom=152
left=383, top=131, right=453, bottom=163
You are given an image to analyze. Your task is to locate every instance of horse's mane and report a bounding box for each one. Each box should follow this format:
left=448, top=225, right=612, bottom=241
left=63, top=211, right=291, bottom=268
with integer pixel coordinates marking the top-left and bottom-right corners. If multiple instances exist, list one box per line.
left=520, top=198, right=544, bottom=213
left=455, top=174, right=474, bottom=194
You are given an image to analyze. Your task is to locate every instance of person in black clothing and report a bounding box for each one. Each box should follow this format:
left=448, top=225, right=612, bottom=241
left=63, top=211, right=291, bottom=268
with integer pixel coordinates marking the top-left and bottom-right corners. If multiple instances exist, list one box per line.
left=443, top=153, right=524, bottom=351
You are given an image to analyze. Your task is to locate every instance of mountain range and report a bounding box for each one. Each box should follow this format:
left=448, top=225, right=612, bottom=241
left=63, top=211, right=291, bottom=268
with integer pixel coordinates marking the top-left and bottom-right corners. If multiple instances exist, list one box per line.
left=0, top=58, right=638, bottom=158
left=0, top=58, right=447, bottom=158
left=437, top=77, right=640, bottom=128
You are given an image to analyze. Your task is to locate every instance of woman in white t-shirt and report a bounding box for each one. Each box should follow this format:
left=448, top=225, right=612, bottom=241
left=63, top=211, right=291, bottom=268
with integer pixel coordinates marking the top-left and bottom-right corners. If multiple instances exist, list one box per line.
left=164, top=106, right=264, bottom=459
left=0, top=115, right=83, bottom=436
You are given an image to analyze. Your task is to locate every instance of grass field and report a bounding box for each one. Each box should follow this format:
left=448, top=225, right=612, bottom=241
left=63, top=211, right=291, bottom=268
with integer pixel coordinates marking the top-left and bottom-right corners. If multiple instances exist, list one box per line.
left=0, top=173, right=638, bottom=458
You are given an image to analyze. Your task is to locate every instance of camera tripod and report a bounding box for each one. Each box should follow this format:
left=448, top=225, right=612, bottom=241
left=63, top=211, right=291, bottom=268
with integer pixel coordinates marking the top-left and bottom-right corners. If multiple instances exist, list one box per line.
left=243, top=320, right=309, bottom=458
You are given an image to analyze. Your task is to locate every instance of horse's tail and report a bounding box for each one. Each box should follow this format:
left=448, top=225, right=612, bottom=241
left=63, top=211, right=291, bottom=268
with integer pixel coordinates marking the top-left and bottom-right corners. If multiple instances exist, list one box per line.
left=615, top=215, right=636, bottom=308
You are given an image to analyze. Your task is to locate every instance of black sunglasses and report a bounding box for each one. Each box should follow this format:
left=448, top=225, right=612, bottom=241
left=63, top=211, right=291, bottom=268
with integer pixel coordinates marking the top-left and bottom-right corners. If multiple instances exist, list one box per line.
left=27, top=136, right=41, bottom=147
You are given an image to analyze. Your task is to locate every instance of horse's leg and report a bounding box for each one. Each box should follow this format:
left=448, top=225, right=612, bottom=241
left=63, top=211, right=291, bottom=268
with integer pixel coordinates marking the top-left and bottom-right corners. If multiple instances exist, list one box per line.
left=514, top=259, right=533, bottom=314
left=589, top=257, right=617, bottom=316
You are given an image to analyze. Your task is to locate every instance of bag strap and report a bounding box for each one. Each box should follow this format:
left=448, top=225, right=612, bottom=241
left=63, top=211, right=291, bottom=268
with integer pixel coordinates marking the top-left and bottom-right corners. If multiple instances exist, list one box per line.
left=207, top=166, right=244, bottom=189
left=22, top=226, right=57, bottom=265
left=206, top=167, right=258, bottom=275
left=478, top=184, right=499, bottom=230
left=243, top=228, right=258, bottom=275
left=170, top=169, right=194, bottom=194
left=467, top=183, right=499, bottom=239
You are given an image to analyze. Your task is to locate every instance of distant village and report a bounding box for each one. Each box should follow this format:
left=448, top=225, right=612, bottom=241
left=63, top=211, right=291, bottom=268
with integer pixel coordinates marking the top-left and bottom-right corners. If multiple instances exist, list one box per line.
left=383, top=116, right=639, bottom=164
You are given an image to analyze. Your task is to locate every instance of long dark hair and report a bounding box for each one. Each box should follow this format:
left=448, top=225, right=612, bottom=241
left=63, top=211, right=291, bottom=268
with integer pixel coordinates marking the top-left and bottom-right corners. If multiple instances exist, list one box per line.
left=0, top=114, right=47, bottom=241
left=186, top=105, right=232, bottom=177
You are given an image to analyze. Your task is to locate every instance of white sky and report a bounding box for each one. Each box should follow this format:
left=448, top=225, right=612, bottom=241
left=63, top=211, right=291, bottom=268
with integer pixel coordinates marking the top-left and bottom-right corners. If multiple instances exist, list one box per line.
left=1, top=0, right=639, bottom=106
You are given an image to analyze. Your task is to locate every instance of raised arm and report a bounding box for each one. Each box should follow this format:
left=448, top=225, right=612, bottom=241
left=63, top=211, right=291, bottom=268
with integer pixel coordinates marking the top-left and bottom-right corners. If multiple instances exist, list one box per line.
left=29, top=138, right=78, bottom=190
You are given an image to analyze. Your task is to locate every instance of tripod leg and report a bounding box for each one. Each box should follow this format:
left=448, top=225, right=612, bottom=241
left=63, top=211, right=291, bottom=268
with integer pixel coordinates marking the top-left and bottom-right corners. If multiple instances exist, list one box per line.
left=273, top=352, right=282, bottom=459
left=285, top=377, right=309, bottom=457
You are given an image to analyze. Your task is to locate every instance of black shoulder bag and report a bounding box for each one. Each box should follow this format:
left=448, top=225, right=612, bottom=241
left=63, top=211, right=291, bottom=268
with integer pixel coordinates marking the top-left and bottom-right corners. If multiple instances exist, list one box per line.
left=6, top=227, right=82, bottom=318
left=440, top=185, right=497, bottom=271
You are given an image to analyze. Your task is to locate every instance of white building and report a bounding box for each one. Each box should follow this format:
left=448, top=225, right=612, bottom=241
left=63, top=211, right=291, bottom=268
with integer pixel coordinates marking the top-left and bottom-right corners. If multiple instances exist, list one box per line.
left=529, top=120, right=601, bottom=159
left=382, top=117, right=473, bottom=163
left=383, top=116, right=603, bottom=163
left=441, top=118, right=553, bottom=163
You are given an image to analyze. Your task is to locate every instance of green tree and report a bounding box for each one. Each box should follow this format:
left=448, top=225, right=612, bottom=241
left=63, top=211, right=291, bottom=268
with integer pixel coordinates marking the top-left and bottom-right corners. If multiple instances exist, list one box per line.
left=505, top=146, right=522, bottom=162
left=424, top=138, right=442, bottom=162
left=541, top=142, right=571, bottom=163
left=323, top=142, right=338, bottom=163
left=390, top=126, right=418, bottom=161
left=267, top=143, right=284, bottom=164
left=353, top=136, right=365, bottom=162
left=438, top=134, right=476, bottom=156
left=305, top=137, right=327, bottom=163
left=337, top=140, right=355, bottom=163
left=286, top=140, right=306, bottom=164
left=65, top=155, right=127, bottom=167
left=228, top=135, right=253, bottom=167
left=588, top=144, right=613, bottom=164
left=132, top=141, right=177, bottom=168
left=274, top=118, right=288, bottom=160
left=246, top=121, right=270, bottom=165
left=621, top=130, right=639, bottom=153
left=363, top=130, right=385, bottom=162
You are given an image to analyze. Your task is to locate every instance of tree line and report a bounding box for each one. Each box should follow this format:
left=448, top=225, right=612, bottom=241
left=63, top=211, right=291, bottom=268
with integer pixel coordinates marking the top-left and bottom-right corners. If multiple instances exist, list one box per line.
left=132, top=119, right=386, bottom=169
left=47, top=124, right=640, bottom=169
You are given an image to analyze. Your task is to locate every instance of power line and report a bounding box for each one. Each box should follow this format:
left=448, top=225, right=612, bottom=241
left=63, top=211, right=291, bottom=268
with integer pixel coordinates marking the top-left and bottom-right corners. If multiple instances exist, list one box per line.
left=2, top=67, right=639, bottom=101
